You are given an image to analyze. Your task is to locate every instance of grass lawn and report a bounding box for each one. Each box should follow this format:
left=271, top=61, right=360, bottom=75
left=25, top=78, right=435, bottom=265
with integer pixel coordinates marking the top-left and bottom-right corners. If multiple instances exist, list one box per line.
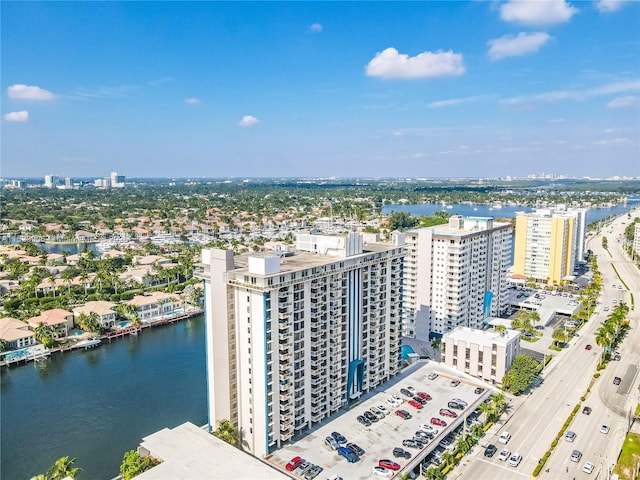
left=613, top=432, right=640, bottom=480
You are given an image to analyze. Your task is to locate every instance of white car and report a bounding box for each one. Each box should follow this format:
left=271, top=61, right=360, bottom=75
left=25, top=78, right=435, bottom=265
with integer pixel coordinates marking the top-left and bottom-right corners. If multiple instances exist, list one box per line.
left=498, top=432, right=511, bottom=444
left=508, top=453, right=522, bottom=467
left=370, top=406, right=385, bottom=419
left=405, top=385, right=417, bottom=395
left=583, top=462, right=595, bottom=474
left=372, top=466, right=393, bottom=477
left=387, top=396, right=402, bottom=407
left=451, top=398, right=468, bottom=406
left=427, top=372, right=438, bottom=380
left=498, top=449, right=511, bottom=461
left=418, top=424, right=438, bottom=434
left=377, top=404, right=390, bottom=415
left=600, top=425, right=610, bottom=434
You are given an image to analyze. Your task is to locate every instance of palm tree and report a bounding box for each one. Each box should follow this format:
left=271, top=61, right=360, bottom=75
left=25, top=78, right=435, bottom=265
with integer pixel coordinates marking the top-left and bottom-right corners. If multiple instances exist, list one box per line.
left=46, top=456, right=81, bottom=480
left=441, top=450, right=455, bottom=468
left=0, top=338, right=9, bottom=352
left=212, top=419, right=240, bottom=446
left=34, top=322, right=55, bottom=348
left=552, top=327, right=568, bottom=347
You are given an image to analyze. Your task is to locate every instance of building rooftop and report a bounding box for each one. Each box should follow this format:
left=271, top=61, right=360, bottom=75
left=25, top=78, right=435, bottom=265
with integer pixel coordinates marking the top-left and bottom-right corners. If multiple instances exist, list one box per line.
left=444, top=326, right=520, bottom=345
left=134, top=422, right=290, bottom=480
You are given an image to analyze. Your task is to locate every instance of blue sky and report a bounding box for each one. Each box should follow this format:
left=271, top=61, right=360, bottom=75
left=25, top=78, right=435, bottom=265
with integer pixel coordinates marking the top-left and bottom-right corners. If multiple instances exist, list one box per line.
left=2, top=1, right=639, bottom=179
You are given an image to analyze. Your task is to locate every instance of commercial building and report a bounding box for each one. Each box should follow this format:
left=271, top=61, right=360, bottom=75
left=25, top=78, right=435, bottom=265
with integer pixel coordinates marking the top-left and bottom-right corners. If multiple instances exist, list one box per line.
left=44, top=174, right=59, bottom=188
left=403, top=216, right=513, bottom=340
left=196, top=232, right=404, bottom=457
left=513, top=207, right=586, bottom=286
left=441, top=326, right=521, bottom=385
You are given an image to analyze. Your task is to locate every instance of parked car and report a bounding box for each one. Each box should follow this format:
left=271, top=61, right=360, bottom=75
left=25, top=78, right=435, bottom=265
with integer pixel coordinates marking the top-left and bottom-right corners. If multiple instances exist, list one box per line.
left=448, top=401, right=465, bottom=410
left=484, top=444, right=497, bottom=457
left=508, top=453, right=522, bottom=467
left=395, top=409, right=412, bottom=419
left=331, top=431, right=347, bottom=445
left=450, top=379, right=461, bottom=387
left=364, top=411, right=379, bottom=423
left=582, top=406, right=592, bottom=415
left=370, top=406, right=385, bottom=419
left=372, top=466, right=393, bottom=477
left=414, top=430, right=433, bottom=440
left=377, top=405, right=390, bottom=415
left=583, top=461, right=595, bottom=474
left=286, top=456, right=304, bottom=471
left=387, top=396, right=402, bottom=408
left=347, top=443, right=365, bottom=456
left=614, top=376, right=622, bottom=385
left=474, top=386, right=485, bottom=394
left=439, top=408, right=458, bottom=418
left=408, top=399, right=423, bottom=409
left=294, top=461, right=311, bottom=475
left=378, top=459, right=401, bottom=471
left=412, top=396, right=427, bottom=405
left=416, top=391, right=432, bottom=401
left=570, top=449, right=582, bottom=462
left=430, top=417, right=447, bottom=426
left=418, top=424, right=438, bottom=434
left=400, top=388, right=414, bottom=397
left=498, top=431, right=511, bottom=444
left=585, top=344, right=592, bottom=350
left=600, top=424, right=610, bottom=434
left=451, top=397, right=468, bottom=406
left=357, top=415, right=371, bottom=427
left=498, top=449, right=511, bottom=461
left=392, top=447, right=411, bottom=459
left=304, top=465, right=323, bottom=480
left=337, top=446, right=359, bottom=463
left=427, top=372, right=438, bottom=380
left=565, top=431, right=576, bottom=442
left=403, top=439, right=423, bottom=449
left=324, top=436, right=339, bottom=451
left=405, top=386, right=417, bottom=395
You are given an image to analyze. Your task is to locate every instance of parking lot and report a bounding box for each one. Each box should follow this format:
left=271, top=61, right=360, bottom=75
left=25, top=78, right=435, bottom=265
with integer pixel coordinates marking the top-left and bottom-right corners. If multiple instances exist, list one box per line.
left=268, top=363, right=491, bottom=479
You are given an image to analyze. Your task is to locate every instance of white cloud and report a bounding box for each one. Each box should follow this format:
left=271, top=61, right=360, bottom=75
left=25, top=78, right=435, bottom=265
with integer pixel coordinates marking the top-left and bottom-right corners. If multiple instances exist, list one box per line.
left=4, top=110, right=29, bottom=122
left=488, top=32, right=551, bottom=60
left=366, top=48, right=465, bottom=80
left=606, top=96, right=639, bottom=108
left=309, top=23, right=322, bottom=33
left=596, top=0, right=630, bottom=12
left=428, top=96, right=485, bottom=108
left=500, top=0, right=578, bottom=26
left=185, top=98, right=200, bottom=104
left=238, top=115, right=259, bottom=127
left=549, top=118, right=565, bottom=123
left=501, top=80, right=640, bottom=105
left=7, top=84, right=57, bottom=101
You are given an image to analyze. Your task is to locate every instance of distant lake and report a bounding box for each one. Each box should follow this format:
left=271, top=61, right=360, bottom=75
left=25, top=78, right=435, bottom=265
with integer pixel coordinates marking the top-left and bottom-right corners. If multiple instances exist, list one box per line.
left=382, top=202, right=640, bottom=224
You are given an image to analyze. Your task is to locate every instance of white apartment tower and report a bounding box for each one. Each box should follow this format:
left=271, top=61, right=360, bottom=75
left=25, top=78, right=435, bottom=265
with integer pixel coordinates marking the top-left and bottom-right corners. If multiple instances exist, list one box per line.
left=44, top=174, right=59, bottom=188
left=196, top=232, right=404, bottom=457
left=403, top=216, right=513, bottom=340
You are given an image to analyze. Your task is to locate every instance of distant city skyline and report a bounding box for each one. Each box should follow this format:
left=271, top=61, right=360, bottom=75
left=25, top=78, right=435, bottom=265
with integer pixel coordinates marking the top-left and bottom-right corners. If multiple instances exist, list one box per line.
left=2, top=1, right=639, bottom=178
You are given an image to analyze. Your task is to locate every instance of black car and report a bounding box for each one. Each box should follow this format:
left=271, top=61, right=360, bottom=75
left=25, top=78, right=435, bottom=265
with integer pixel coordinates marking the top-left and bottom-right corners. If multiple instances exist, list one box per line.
left=331, top=431, right=347, bottom=445
left=415, top=430, right=433, bottom=440
left=357, top=415, right=371, bottom=426
left=582, top=406, right=592, bottom=415
left=347, top=443, right=365, bottom=456
left=393, top=447, right=411, bottom=459
left=614, top=377, right=622, bottom=385
left=484, top=444, right=497, bottom=457
left=413, top=396, right=427, bottom=405
left=400, top=388, right=413, bottom=397
left=364, top=411, right=379, bottom=423
left=474, top=387, right=485, bottom=394
left=448, top=401, right=464, bottom=410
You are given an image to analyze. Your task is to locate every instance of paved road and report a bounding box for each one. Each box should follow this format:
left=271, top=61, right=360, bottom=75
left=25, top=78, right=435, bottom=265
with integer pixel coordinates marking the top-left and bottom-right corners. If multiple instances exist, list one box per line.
left=454, top=210, right=640, bottom=480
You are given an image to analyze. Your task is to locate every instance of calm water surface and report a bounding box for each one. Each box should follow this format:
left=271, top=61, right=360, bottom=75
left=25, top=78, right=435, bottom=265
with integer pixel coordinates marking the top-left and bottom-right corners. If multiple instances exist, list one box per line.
left=1, top=315, right=207, bottom=480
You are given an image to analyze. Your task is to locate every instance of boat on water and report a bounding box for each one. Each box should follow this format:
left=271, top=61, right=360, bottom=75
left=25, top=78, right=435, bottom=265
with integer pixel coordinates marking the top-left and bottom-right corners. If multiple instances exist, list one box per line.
left=73, top=337, right=102, bottom=349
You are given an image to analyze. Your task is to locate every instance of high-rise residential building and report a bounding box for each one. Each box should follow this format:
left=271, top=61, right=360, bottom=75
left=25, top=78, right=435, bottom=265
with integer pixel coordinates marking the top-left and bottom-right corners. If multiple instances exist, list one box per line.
left=110, top=171, right=125, bottom=188
left=44, top=174, right=59, bottom=188
left=403, top=216, right=513, bottom=340
left=196, top=232, right=404, bottom=457
left=64, top=177, right=73, bottom=189
left=513, top=207, right=586, bottom=286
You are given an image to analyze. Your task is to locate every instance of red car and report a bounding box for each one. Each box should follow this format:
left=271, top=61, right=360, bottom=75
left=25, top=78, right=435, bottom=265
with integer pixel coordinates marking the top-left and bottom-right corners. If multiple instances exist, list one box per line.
left=439, top=408, right=458, bottom=418
left=286, top=456, right=303, bottom=471
left=585, top=344, right=592, bottom=350
left=408, top=399, right=423, bottom=409
left=431, top=417, right=447, bottom=427
left=416, top=392, right=432, bottom=401
left=395, top=409, right=412, bottom=419
left=379, top=459, right=401, bottom=471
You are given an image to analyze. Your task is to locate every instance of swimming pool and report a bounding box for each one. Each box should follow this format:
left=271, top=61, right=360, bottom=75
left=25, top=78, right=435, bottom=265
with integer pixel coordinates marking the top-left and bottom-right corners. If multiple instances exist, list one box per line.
left=401, top=345, right=416, bottom=359
left=118, top=321, right=131, bottom=329
left=70, top=331, right=85, bottom=337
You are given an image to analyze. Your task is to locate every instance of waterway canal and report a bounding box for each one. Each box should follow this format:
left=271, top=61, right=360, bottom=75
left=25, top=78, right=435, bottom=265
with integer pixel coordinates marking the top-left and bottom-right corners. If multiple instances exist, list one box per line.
left=1, top=314, right=207, bottom=480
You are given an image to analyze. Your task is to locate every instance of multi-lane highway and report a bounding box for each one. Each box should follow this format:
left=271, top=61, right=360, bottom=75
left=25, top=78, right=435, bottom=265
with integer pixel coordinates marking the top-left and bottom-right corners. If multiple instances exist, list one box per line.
left=455, top=210, right=639, bottom=480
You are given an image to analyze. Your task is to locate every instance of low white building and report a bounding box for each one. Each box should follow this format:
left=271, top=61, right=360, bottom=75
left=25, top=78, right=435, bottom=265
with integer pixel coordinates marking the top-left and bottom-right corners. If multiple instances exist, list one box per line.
left=73, top=301, right=118, bottom=329
left=441, top=326, right=520, bottom=385
left=125, top=292, right=182, bottom=322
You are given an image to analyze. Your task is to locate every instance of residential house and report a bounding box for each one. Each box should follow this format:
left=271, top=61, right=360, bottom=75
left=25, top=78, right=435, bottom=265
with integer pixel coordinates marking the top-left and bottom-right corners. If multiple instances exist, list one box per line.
left=75, top=230, right=96, bottom=242
left=125, top=292, right=182, bottom=322
left=0, top=317, right=36, bottom=349
left=28, top=309, right=75, bottom=337
left=73, top=301, right=118, bottom=329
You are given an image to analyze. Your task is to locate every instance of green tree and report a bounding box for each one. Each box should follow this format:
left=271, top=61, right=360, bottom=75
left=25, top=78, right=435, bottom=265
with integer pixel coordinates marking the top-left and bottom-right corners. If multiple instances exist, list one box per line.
left=502, top=355, right=539, bottom=394
left=46, top=456, right=81, bottom=480
left=212, top=419, right=240, bottom=446
left=119, top=450, right=160, bottom=480
left=34, top=322, right=56, bottom=348
left=551, top=327, right=568, bottom=347
left=0, top=338, right=9, bottom=352
left=387, top=211, right=418, bottom=231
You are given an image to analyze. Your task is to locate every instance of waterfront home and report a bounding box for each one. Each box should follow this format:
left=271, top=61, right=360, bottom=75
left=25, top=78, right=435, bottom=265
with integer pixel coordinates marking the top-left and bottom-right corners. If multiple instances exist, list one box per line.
left=125, top=292, right=182, bottom=322
left=75, top=230, right=96, bottom=242
left=118, top=266, right=155, bottom=287
left=133, top=254, right=172, bottom=267
left=45, top=253, right=66, bottom=265
left=0, top=317, right=37, bottom=349
left=73, top=301, right=118, bottom=330
left=27, top=309, right=75, bottom=337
